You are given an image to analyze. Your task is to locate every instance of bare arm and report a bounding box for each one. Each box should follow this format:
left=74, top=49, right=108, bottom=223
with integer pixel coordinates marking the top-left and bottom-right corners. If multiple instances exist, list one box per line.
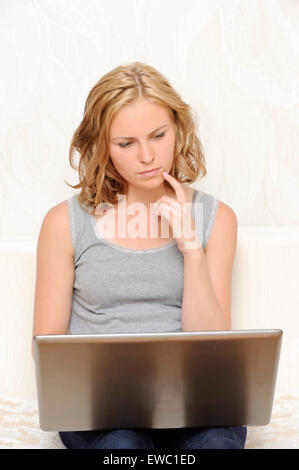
left=181, top=202, right=237, bottom=331
left=31, top=201, right=75, bottom=360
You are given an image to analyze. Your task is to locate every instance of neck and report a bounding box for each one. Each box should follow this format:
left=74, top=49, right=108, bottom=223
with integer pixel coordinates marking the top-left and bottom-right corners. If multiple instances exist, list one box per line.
left=122, top=183, right=174, bottom=210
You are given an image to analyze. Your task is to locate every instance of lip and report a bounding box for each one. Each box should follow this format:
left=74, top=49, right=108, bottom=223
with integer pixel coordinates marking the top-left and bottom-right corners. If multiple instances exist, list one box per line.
left=139, top=167, right=161, bottom=175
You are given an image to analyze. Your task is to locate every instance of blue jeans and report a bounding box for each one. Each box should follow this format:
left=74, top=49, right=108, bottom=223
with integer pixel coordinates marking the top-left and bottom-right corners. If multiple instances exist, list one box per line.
left=59, top=425, right=247, bottom=449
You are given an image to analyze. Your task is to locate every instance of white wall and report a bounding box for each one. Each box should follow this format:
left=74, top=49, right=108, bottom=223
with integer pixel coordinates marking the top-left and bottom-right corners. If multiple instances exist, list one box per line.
left=0, top=0, right=298, bottom=237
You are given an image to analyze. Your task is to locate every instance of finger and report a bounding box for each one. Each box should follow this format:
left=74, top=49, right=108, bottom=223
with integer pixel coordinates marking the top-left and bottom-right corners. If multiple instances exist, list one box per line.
left=154, top=206, right=183, bottom=232
left=153, top=202, right=180, bottom=218
left=154, top=196, right=181, bottom=212
left=158, top=207, right=182, bottom=221
left=153, top=204, right=183, bottom=230
left=162, top=172, right=186, bottom=203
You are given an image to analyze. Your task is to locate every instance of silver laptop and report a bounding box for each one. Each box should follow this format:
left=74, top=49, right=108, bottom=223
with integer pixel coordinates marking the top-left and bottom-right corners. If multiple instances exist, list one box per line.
left=33, top=329, right=282, bottom=432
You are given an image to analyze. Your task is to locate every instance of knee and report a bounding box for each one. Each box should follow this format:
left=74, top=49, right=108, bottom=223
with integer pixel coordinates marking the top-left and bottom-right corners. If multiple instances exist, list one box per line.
left=207, top=426, right=247, bottom=449
left=182, top=426, right=247, bottom=450
left=92, top=428, right=155, bottom=449
left=229, top=426, right=247, bottom=448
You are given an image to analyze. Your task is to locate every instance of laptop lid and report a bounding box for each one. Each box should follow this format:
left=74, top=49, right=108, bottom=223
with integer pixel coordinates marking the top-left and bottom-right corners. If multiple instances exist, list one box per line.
left=33, top=329, right=282, bottom=431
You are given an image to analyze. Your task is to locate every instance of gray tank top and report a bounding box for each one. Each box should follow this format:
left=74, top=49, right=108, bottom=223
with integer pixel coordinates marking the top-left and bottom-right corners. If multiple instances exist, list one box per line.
left=67, top=189, right=219, bottom=335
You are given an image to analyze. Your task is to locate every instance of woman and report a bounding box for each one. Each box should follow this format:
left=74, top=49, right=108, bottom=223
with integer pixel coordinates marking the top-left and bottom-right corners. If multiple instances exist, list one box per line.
left=32, top=61, right=247, bottom=449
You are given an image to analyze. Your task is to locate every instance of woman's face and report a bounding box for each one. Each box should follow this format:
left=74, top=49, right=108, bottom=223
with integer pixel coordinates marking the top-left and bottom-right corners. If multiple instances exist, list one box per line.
left=108, top=98, right=177, bottom=190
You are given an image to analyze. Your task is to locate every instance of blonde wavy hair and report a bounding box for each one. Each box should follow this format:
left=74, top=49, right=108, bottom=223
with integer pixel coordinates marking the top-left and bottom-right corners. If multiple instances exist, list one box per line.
left=65, top=61, right=207, bottom=216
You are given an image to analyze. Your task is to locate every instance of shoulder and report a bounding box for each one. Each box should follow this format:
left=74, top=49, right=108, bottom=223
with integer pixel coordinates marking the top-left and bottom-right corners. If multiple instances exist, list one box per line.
left=214, top=201, right=238, bottom=230
left=205, top=200, right=238, bottom=254
left=41, top=200, right=73, bottom=257
left=44, top=200, right=69, bottom=225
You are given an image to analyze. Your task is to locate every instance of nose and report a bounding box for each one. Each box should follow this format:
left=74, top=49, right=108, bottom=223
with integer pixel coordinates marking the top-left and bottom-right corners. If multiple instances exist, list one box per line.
left=137, top=141, right=155, bottom=164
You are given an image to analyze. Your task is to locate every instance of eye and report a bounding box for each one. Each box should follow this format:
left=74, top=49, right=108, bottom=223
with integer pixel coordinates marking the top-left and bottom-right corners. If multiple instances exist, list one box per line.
left=118, top=132, right=166, bottom=149
left=118, top=142, right=132, bottom=149
left=154, top=132, right=166, bottom=140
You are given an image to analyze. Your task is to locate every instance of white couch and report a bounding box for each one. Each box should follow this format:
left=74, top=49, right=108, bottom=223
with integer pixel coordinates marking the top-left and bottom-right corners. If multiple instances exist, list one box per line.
left=1, top=227, right=299, bottom=449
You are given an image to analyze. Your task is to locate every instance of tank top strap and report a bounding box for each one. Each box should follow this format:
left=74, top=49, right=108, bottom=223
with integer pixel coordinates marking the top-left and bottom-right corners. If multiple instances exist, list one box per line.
left=192, top=188, right=219, bottom=250
left=67, top=194, right=91, bottom=264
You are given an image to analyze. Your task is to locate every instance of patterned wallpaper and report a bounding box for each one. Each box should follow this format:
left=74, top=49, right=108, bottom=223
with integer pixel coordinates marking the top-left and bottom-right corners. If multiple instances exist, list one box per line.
left=0, top=0, right=298, bottom=238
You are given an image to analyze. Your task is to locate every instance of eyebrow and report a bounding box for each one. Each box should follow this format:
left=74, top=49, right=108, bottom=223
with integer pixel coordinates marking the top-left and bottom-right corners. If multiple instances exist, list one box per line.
left=111, top=124, right=168, bottom=141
